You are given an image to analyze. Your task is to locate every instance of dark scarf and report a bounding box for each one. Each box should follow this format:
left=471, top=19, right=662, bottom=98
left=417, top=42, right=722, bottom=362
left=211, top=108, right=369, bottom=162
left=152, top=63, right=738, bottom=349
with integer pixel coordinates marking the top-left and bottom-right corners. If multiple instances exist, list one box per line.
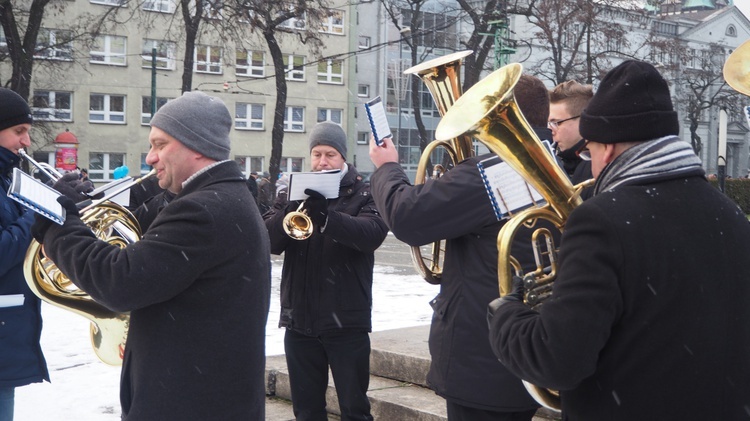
left=593, top=136, right=705, bottom=196
left=556, top=138, right=587, bottom=176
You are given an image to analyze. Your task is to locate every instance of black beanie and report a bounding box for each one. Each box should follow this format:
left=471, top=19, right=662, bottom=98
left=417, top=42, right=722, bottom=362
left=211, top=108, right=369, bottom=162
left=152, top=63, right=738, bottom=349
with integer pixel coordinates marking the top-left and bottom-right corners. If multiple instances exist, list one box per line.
left=0, top=88, right=33, bottom=132
left=580, top=60, right=678, bottom=144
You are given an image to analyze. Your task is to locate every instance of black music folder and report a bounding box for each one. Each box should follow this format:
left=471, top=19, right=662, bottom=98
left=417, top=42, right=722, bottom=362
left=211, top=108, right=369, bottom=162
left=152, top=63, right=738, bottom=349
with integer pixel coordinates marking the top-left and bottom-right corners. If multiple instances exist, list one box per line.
left=476, top=156, right=545, bottom=220
left=7, top=167, right=65, bottom=224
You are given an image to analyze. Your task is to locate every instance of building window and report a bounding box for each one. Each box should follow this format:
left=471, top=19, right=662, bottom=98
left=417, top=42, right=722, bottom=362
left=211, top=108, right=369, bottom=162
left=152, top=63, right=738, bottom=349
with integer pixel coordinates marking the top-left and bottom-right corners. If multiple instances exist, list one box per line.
left=284, top=106, right=305, bottom=132
left=142, top=39, right=176, bottom=70
left=141, top=96, right=170, bottom=125
left=357, top=131, right=369, bottom=145
left=90, top=35, right=127, bottom=66
left=317, top=108, right=342, bottom=124
left=281, top=14, right=306, bottom=30
left=0, top=27, right=7, bottom=53
left=235, top=103, right=265, bottom=130
left=90, top=0, right=125, bottom=5
left=90, top=94, right=126, bottom=124
left=236, top=50, right=264, bottom=77
left=32, top=91, right=73, bottom=122
left=195, top=45, right=223, bottom=74
left=358, top=36, right=371, bottom=49
left=280, top=157, right=303, bottom=173
left=235, top=156, right=264, bottom=177
left=34, top=29, right=73, bottom=61
left=203, top=0, right=223, bottom=19
left=89, top=152, right=126, bottom=181
left=317, top=59, right=343, bottom=84
left=358, top=84, right=370, bottom=97
left=320, top=10, right=345, bottom=35
left=726, top=24, right=737, bottom=37
left=143, top=0, right=175, bottom=13
left=283, top=55, right=306, bottom=81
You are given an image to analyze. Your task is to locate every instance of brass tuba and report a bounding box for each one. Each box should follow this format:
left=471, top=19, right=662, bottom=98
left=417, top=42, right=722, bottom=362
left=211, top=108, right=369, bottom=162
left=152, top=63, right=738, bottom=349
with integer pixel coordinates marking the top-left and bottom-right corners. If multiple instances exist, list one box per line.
left=435, top=63, right=592, bottom=411
left=724, top=39, right=750, bottom=96
left=21, top=152, right=155, bottom=366
left=404, top=50, right=474, bottom=284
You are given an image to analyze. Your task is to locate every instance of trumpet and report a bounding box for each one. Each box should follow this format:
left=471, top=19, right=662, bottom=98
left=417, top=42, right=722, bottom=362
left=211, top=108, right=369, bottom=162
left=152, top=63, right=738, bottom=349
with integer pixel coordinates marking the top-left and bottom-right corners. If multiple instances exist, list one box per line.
left=20, top=150, right=155, bottom=365
left=283, top=201, right=314, bottom=240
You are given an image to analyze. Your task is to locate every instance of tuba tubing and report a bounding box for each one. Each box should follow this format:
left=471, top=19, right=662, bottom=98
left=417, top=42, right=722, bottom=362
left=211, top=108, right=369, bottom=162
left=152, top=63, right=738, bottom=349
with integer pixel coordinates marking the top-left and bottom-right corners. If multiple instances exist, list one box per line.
left=724, top=39, right=750, bottom=96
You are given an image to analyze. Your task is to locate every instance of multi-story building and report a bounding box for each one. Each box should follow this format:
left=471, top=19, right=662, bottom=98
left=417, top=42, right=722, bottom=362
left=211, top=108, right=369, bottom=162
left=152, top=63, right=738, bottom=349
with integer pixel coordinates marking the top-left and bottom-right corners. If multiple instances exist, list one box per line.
left=1, top=1, right=355, bottom=182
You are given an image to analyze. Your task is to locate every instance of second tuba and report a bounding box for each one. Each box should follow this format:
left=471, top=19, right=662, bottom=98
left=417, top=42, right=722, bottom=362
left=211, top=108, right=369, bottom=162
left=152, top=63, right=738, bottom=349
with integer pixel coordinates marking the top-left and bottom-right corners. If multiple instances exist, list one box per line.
left=435, top=63, right=591, bottom=411
left=404, top=50, right=474, bottom=285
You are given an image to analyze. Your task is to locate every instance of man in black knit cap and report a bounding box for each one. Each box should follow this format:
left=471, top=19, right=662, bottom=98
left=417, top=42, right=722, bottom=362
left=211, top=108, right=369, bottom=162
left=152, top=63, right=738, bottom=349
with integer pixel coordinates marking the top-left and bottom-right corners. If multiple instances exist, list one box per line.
left=488, top=60, right=750, bottom=420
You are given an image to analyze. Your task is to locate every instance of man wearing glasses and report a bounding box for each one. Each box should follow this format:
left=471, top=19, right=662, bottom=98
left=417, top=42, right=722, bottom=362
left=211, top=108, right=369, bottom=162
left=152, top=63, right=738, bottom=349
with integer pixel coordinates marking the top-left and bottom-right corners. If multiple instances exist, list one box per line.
left=548, top=81, right=594, bottom=198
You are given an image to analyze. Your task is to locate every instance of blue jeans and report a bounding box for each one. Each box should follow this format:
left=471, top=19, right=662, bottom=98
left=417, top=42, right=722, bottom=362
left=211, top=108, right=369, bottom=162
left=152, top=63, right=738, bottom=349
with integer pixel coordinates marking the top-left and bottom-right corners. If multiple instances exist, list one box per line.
left=0, top=387, right=14, bottom=421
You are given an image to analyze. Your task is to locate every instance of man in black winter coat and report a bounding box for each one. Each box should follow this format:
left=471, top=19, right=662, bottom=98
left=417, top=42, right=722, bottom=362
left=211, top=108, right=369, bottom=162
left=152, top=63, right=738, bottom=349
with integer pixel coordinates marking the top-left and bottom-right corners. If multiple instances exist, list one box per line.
left=31, top=91, right=271, bottom=420
left=368, top=74, right=554, bottom=421
left=264, top=121, right=388, bottom=421
left=488, top=60, right=750, bottom=420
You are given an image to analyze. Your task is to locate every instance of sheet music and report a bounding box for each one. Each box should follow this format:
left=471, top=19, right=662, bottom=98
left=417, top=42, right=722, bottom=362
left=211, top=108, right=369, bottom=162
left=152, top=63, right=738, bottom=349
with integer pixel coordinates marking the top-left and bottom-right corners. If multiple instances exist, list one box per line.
left=8, top=168, right=65, bottom=224
left=477, top=156, right=544, bottom=220
left=287, top=169, right=341, bottom=201
left=0, top=294, right=24, bottom=308
left=364, top=96, right=392, bottom=145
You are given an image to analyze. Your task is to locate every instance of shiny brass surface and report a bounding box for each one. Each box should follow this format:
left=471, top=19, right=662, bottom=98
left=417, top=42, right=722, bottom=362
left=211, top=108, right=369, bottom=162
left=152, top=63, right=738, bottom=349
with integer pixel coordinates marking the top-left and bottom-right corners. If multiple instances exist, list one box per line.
left=435, top=63, right=595, bottom=411
left=21, top=162, right=154, bottom=366
left=405, top=50, right=474, bottom=285
left=724, top=39, right=750, bottom=96
left=283, top=201, right=314, bottom=240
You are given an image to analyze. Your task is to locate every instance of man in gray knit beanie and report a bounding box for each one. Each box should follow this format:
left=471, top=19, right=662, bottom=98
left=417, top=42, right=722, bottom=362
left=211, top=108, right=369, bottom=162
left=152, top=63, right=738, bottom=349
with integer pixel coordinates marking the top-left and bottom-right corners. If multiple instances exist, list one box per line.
left=150, top=91, right=231, bottom=161
left=308, top=121, right=347, bottom=160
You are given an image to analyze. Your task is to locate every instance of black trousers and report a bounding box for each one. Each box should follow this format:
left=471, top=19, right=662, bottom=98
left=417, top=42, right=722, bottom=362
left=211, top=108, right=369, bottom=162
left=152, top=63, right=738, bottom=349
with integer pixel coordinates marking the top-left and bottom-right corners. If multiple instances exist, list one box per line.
left=446, top=400, right=538, bottom=421
left=284, top=329, right=373, bottom=421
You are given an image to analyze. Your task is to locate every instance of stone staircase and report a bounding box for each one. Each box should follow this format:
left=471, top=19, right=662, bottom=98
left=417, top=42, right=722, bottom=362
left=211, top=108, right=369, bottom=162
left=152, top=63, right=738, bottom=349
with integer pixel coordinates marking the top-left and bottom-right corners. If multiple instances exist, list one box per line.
left=264, top=325, right=559, bottom=421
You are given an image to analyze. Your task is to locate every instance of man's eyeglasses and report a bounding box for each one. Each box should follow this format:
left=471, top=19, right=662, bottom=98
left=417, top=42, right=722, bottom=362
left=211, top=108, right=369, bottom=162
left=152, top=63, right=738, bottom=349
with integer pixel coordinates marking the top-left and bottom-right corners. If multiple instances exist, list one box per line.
left=577, top=140, right=591, bottom=161
left=547, top=115, right=580, bottom=130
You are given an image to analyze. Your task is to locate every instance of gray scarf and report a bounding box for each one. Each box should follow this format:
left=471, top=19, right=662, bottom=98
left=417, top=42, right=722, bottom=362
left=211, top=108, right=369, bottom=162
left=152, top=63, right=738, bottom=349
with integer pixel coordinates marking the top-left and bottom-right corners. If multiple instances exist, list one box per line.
left=593, top=136, right=705, bottom=195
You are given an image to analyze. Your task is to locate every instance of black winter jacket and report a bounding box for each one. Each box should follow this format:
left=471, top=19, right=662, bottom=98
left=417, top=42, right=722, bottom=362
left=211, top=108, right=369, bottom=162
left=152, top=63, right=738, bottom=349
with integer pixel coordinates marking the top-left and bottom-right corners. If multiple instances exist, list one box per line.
left=0, top=147, right=49, bottom=388
left=42, top=161, right=271, bottom=421
left=265, top=165, right=388, bottom=336
left=370, top=156, right=539, bottom=411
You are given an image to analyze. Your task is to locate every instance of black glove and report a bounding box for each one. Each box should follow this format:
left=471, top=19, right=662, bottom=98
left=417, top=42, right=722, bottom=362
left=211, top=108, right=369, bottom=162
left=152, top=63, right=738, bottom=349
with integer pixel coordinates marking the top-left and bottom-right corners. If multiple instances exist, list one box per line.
left=30, top=196, right=80, bottom=243
left=53, top=172, right=93, bottom=203
left=487, top=275, right=525, bottom=326
left=303, top=188, right=329, bottom=228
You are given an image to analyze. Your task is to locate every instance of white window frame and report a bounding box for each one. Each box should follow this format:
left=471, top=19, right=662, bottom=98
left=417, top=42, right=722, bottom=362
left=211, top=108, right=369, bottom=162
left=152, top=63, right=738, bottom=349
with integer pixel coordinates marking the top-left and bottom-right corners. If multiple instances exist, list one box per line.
left=235, top=103, right=265, bottom=130
left=280, top=157, right=303, bottom=173
left=317, top=59, right=343, bottom=84
left=320, top=10, right=345, bottom=35
left=89, top=94, right=126, bottom=124
left=90, top=0, right=126, bottom=5
left=142, top=39, right=176, bottom=70
left=195, top=45, right=223, bottom=74
left=317, top=108, right=342, bottom=124
left=236, top=50, right=265, bottom=77
left=90, top=34, right=127, bottom=66
left=34, top=29, right=73, bottom=61
left=357, top=131, right=369, bottom=145
left=235, top=156, right=265, bottom=177
left=358, top=36, right=371, bottom=49
left=283, top=54, right=306, bottom=81
left=358, top=84, right=370, bottom=98
left=141, top=96, right=171, bottom=125
left=203, top=0, right=223, bottom=20
left=281, top=14, right=306, bottom=30
left=143, top=0, right=175, bottom=13
left=89, top=152, right=126, bottom=181
left=0, top=27, right=7, bottom=53
left=284, top=106, right=305, bottom=132
left=32, top=91, right=73, bottom=122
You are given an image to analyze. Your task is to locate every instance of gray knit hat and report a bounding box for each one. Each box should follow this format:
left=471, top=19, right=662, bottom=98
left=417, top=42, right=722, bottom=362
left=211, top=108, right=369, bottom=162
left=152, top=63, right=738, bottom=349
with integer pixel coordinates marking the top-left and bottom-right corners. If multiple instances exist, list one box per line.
left=0, top=88, right=33, bottom=132
left=150, top=91, right=231, bottom=161
left=308, top=121, right=347, bottom=160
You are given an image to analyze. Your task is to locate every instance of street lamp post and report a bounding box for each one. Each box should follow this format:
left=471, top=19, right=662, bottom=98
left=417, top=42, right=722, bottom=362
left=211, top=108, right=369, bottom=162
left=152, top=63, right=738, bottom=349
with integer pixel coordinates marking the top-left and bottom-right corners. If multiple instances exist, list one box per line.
left=718, top=108, right=727, bottom=193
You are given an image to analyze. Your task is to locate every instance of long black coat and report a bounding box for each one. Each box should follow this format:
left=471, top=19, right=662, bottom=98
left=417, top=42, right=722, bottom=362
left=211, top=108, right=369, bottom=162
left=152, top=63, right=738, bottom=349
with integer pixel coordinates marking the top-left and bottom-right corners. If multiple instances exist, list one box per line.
left=370, top=157, right=539, bottom=411
left=264, top=166, right=388, bottom=335
left=490, top=175, right=750, bottom=420
left=0, top=148, right=49, bottom=388
left=42, top=161, right=271, bottom=420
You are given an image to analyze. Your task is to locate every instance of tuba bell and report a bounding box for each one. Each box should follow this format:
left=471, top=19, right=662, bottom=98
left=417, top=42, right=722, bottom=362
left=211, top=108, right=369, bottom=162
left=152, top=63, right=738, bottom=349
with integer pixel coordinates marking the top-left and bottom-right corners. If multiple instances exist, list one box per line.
left=21, top=152, right=154, bottom=366
left=724, top=39, right=750, bottom=96
left=404, top=50, right=474, bottom=285
left=435, top=63, right=592, bottom=411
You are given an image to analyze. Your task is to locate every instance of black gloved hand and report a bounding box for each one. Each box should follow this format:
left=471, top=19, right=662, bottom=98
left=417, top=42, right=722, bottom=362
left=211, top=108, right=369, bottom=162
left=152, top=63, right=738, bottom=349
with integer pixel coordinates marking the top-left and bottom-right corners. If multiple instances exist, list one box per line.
left=53, top=172, right=93, bottom=203
left=30, top=196, right=80, bottom=243
left=303, top=188, right=329, bottom=228
left=487, top=275, right=525, bottom=327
